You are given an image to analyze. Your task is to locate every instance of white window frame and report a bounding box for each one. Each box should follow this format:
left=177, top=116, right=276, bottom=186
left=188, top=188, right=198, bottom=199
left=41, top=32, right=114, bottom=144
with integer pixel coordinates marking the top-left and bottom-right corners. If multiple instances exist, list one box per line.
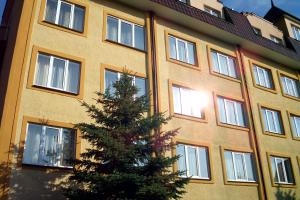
left=45, top=0, right=83, bottom=31
left=106, top=15, right=145, bottom=50
left=291, top=115, right=300, bottom=137
left=204, top=6, right=220, bottom=18
left=23, top=123, right=75, bottom=168
left=178, top=144, right=210, bottom=180
left=292, top=25, right=300, bottom=40
left=262, top=108, right=282, bottom=134
left=34, top=53, right=80, bottom=94
left=281, top=76, right=300, bottom=98
left=212, top=51, right=237, bottom=78
left=169, top=35, right=196, bottom=65
left=272, top=156, right=294, bottom=184
left=226, top=151, right=255, bottom=182
left=219, top=97, right=245, bottom=127
left=253, top=65, right=272, bottom=89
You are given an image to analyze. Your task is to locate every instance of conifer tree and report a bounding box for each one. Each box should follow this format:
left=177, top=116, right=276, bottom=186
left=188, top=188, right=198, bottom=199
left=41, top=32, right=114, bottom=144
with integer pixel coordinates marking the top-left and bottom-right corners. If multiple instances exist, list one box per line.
left=64, top=72, right=189, bottom=200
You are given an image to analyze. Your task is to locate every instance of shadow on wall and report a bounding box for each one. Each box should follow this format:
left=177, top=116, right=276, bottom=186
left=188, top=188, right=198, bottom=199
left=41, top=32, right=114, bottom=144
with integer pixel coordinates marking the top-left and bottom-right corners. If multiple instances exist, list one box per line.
left=275, top=186, right=298, bottom=200
left=0, top=145, right=68, bottom=200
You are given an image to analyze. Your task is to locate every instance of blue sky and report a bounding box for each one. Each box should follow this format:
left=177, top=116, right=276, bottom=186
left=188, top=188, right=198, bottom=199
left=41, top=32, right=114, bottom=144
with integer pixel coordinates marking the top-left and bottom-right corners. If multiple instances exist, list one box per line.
left=222, top=0, right=300, bottom=18
left=0, top=0, right=6, bottom=23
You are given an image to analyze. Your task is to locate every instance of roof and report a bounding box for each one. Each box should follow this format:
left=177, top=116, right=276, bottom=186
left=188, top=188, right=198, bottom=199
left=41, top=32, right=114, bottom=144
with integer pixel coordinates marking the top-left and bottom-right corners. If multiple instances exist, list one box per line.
left=264, top=5, right=300, bottom=24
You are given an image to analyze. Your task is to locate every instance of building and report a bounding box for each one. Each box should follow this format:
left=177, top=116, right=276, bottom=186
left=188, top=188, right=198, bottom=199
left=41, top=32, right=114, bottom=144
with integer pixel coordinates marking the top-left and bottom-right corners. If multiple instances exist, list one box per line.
left=0, top=0, right=299, bottom=199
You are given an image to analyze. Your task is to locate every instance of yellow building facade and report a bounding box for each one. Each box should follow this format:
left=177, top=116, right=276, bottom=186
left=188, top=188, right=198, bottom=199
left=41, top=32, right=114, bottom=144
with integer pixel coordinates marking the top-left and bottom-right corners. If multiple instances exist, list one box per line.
left=0, top=0, right=299, bottom=199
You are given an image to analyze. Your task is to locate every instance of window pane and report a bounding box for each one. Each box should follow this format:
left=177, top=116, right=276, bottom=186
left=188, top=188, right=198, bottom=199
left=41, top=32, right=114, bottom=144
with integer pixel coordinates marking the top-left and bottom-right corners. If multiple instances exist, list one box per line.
left=61, top=129, right=75, bottom=167
left=198, top=147, right=209, bottom=179
left=245, top=153, right=255, bottom=181
left=172, top=86, right=182, bottom=114
left=217, top=97, right=226, bottom=123
left=187, top=147, right=198, bottom=176
left=264, top=69, right=273, bottom=88
left=276, top=158, right=286, bottom=183
left=23, top=124, right=42, bottom=165
left=43, top=127, right=59, bottom=166
left=286, top=78, right=294, bottom=96
left=266, top=110, right=276, bottom=132
left=262, top=109, right=269, bottom=132
left=190, top=91, right=202, bottom=118
left=135, top=77, right=146, bottom=97
left=35, top=54, right=50, bottom=87
left=107, top=16, right=118, bottom=42
left=228, top=57, right=237, bottom=78
left=291, top=116, right=300, bottom=137
left=219, top=55, right=229, bottom=76
left=187, top=42, right=195, bottom=65
left=169, top=36, right=176, bottom=59
left=211, top=51, right=219, bottom=72
left=284, top=159, right=294, bottom=183
left=225, top=151, right=235, bottom=180
left=73, top=6, right=84, bottom=32
left=225, top=100, right=237, bottom=125
left=270, top=157, right=279, bottom=183
left=58, top=2, right=72, bottom=28
left=253, top=66, right=260, bottom=85
left=281, top=77, right=288, bottom=94
left=45, top=0, right=58, bottom=23
left=105, top=70, right=118, bottom=95
left=134, top=26, right=145, bottom=50
left=273, top=111, right=283, bottom=134
left=176, top=144, right=187, bottom=176
left=177, top=40, right=186, bottom=62
left=51, top=58, right=65, bottom=89
left=120, top=21, right=132, bottom=46
left=258, top=68, right=267, bottom=87
left=66, top=61, right=80, bottom=94
left=181, top=88, right=192, bottom=116
left=234, top=153, right=247, bottom=180
left=236, top=102, right=245, bottom=127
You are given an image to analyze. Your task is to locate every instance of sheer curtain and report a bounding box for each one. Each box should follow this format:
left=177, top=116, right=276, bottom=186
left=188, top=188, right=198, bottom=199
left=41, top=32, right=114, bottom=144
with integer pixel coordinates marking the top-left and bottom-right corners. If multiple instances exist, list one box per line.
left=244, top=154, right=255, bottom=181
left=107, top=16, right=118, bottom=42
left=187, top=42, right=195, bottom=65
left=121, top=21, right=132, bottom=46
left=198, top=148, right=209, bottom=178
left=23, top=124, right=42, bottom=165
left=224, top=151, right=235, bottom=180
left=58, top=2, right=71, bottom=28
left=177, top=40, right=186, bottom=62
left=187, top=147, right=198, bottom=177
left=211, top=51, right=219, bottom=72
left=218, top=97, right=226, bottom=123
left=219, top=55, right=228, bottom=75
left=225, top=100, right=236, bottom=125
left=291, top=116, right=300, bottom=137
left=234, top=154, right=246, bottom=180
left=66, top=61, right=80, bottom=94
left=35, top=54, right=50, bottom=87
left=45, top=0, right=58, bottom=23
left=73, top=6, right=84, bottom=32
left=181, top=88, right=191, bottom=116
left=51, top=58, right=65, bottom=90
left=270, top=157, right=278, bottom=182
left=172, top=86, right=182, bottom=114
left=176, top=144, right=187, bottom=176
left=228, top=57, right=236, bottom=78
left=236, top=103, right=245, bottom=126
left=169, top=36, right=177, bottom=59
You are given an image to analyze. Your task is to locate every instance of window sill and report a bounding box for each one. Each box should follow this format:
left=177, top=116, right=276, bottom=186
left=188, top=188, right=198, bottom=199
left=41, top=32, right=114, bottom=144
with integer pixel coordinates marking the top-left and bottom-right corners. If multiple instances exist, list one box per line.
left=28, top=85, right=83, bottom=100
left=282, top=93, right=300, bottom=102
left=272, top=182, right=296, bottom=188
left=166, top=57, right=200, bottom=71
left=21, top=163, right=73, bottom=172
left=38, top=20, right=86, bottom=37
left=104, top=39, right=147, bottom=53
left=253, top=84, right=277, bottom=94
left=224, top=180, right=258, bottom=186
left=291, top=136, right=300, bottom=141
left=262, top=131, right=287, bottom=138
left=210, top=71, right=241, bottom=83
left=173, top=113, right=208, bottom=123
left=217, top=121, right=249, bottom=132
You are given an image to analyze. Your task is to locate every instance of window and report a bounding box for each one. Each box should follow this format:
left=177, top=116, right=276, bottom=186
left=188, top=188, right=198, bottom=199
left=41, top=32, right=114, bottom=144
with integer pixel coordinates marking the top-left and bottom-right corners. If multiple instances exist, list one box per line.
left=253, top=27, right=262, bottom=36
left=204, top=6, right=221, bottom=18
left=261, top=108, right=283, bottom=134
left=217, top=96, right=246, bottom=127
left=104, top=69, right=146, bottom=97
left=34, top=53, right=81, bottom=94
left=270, top=156, right=294, bottom=184
left=270, top=35, right=283, bottom=45
left=292, top=25, right=300, bottom=41
left=106, top=15, right=145, bottom=51
left=172, top=85, right=204, bottom=118
left=44, top=0, right=85, bottom=32
left=224, top=151, right=256, bottom=182
left=176, top=144, right=210, bottom=179
left=290, top=114, right=300, bottom=138
left=22, top=123, right=76, bottom=168
left=280, top=75, right=300, bottom=98
left=168, top=35, right=196, bottom=65
left=178, top=0, right=189, bottom=4
left=252, top=64, right=274, bottom=89
left=211, top=50, right=238, bottom=78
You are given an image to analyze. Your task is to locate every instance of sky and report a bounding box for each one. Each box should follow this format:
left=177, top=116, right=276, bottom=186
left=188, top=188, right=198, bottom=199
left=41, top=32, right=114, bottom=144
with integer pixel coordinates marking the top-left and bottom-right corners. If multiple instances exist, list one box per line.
left=222, top=0, right=300, bottom=18
left=0, top=0, right=6, bottom=23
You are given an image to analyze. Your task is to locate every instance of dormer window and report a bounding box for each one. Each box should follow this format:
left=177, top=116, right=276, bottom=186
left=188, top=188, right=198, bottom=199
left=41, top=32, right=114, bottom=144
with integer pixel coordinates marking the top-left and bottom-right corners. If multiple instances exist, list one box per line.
left=270, top=35, right=283, bottom=45
left=292, top=25, right=300, bottom=41
left=253, top=27, right=262, bottom=36
left=204, top=6, right=221, bottom=18
left=178, top=0, right=189, bottom=4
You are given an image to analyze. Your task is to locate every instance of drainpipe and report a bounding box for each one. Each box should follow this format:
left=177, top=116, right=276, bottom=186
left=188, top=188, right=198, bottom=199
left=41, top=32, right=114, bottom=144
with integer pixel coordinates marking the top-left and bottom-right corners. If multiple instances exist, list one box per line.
left=149, top=12, right=159, bottom=114
left=237, top=46, right=268, bottom=200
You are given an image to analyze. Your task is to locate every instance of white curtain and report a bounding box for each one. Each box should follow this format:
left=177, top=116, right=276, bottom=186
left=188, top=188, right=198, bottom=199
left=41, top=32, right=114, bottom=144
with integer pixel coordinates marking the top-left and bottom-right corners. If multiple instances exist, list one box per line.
left=177, top=40, right=186, bottom=62
left=225, top=100, right=236, bottom=125
left=107, top=16, right=118, bottom=42
left=219, top=54, right=228, bottom=75
left=23, top=124, right=42, bottom=165
left=211, top=51, right=219, bottom=72
left=45, top=0, right=58, bottom=23
left=236, top=102, right=245, bottom=126
left=43, top=127, right=59, bottom=165
left=187, top=43, right=195, bottom=65
left=172, top=86, right=182, bottom=114
left=198, top=147, right=209, bottom=178
left=134, top=26, right=145, bottom=50
left=35, top=54, right=50, bottom=87
left=273, top=111, right=282, bottom=133
left=181, top=88, right=191, bottom=116
left=291, top=116, right=300, bottom=137
left=217, top=97, right=226, bottom=123
left=270, top=157, right=278, bottom=182
left=73, top=6, right=84, bottom=32
left=187, top=147, right=198, bottom=177
left=228, top=57, right=237, bottom=78
left=234, top=153, right=246, bottom=180
left=244, top=153, right=255, bottom=181
left=169, top=36, right=176, bottom=59
left=176, top=144, right=187, bottom=176
left=51, top=58, right=65, bottom=89
left=66, top=61, right=80, bottom=94
left=224, top=151, right=235, bottom=180
left=58, top=2, right=71, bottom=28
left=120, top=21, right=132, bottom=46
